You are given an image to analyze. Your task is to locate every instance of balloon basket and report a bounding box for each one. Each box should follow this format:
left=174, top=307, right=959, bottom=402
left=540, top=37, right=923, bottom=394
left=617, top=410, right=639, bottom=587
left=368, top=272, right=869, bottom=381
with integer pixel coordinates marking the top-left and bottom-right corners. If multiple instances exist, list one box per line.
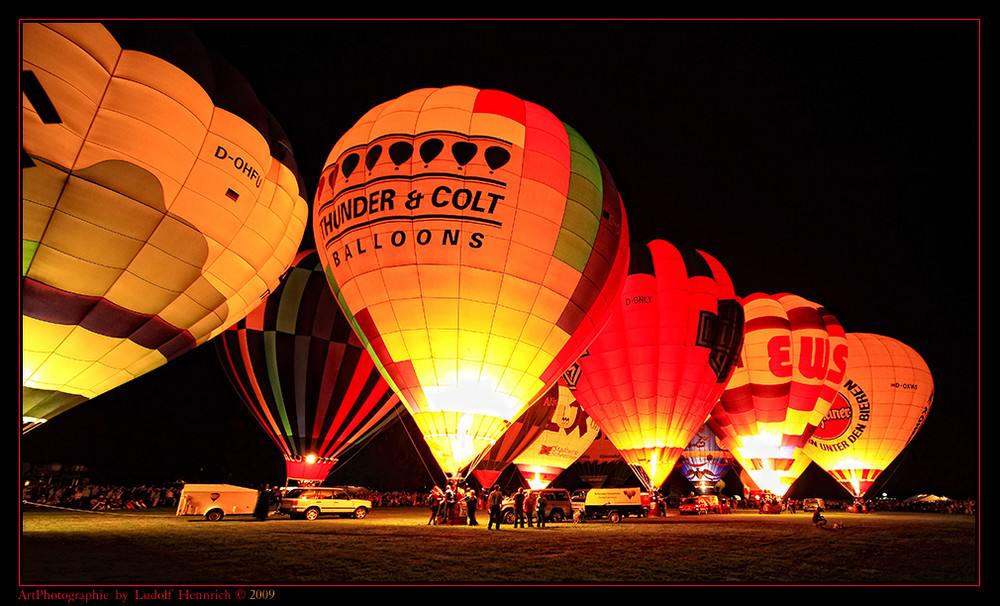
left=435, top=501, right=469, bottom=526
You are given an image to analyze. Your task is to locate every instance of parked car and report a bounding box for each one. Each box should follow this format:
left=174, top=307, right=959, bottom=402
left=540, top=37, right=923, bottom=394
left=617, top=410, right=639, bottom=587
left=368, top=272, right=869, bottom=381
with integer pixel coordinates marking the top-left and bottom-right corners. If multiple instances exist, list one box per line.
left=502, top=488, right=574, bottom=523
left=802, top=498, right=826, bottom=512
left=277, top=486, right=371, bottom=520
left=679, top=496, right=709, bottom=515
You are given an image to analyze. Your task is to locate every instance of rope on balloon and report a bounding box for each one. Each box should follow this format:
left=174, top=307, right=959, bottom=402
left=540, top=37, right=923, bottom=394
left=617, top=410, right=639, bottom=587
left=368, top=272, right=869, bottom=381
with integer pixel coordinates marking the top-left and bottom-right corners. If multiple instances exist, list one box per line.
left=391, top=408, right=448, bottom=486
left=21, top=500, right=175, bottom=517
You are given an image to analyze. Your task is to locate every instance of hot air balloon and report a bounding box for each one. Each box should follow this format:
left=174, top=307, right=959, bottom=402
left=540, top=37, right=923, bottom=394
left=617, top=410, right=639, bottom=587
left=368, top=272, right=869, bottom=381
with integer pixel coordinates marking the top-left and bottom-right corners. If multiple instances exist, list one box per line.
left=678, top=424, right=733, bottom=495
left=570, top=240, right=744, bottom=492
left=570, top=432, right=631, bottom=488
left=804, top=333, right=933, bottom=499
left=707, top=293, right=848, bottom=497
left=312, top=86, right=630, bottom=479
left=468, top=382, right=561, bottom=489
left=21, top=22, right=308, bottom=431
left=512, top=379, right=601, bottom=489
left=215, top=250, right=407, bottom=486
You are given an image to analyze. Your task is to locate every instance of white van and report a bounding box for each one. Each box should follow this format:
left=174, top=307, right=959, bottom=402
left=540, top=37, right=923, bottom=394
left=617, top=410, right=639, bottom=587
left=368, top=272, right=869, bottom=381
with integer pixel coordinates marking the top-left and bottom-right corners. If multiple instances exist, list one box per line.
left=580, top=488, right=650, bottom=522
left=175, top=484, right=260, bottom=521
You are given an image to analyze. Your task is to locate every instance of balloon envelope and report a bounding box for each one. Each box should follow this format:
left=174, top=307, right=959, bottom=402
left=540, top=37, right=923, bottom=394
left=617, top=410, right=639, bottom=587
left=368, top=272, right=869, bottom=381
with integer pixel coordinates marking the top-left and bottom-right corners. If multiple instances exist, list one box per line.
left=570, top=240, right=744, bottom=491
left=512, top=379, right=601, bottom=489
left=21, top=22, right=308, bottom=431
left=707, top=293, right=848, bottom=497
left=469, top=382, right=561, bottom=489
left=804, top=333, right=933, bottom=498
left=678, top=424, right=734, bottom=493
left=570, top=432, right=632, bottom=488
left=216, top=250, right=406, bottom=485
left=312, top=86, right=630, bottom=476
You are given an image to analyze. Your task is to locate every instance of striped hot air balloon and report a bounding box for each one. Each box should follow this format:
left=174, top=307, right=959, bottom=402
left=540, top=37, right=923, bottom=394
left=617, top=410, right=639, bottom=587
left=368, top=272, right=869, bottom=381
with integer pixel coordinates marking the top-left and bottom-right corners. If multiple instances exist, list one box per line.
left=216, top=250, right=405, bottom=486
left=707, top=293, right=848, bottom=497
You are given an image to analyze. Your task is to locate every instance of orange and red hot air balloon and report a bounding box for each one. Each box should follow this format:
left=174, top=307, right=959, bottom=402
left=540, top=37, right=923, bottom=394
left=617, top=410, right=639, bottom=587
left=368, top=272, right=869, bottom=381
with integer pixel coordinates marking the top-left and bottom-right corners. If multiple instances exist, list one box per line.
left=312, top=86, right=630, bottom=479
left=570, top=240, right=745, bottom=492
left=707, top=293, right=848, bottom=497
left=21, top=22, right=308, bottom=431
left=804, top=333, right=933, bottom=499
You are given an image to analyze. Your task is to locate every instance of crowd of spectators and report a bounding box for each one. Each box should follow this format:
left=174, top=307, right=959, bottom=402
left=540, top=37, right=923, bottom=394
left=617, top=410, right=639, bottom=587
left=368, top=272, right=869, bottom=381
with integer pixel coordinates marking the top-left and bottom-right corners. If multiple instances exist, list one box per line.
left=22, top=469, right=976, bottom=516
left=22, top=479, right=181, bottom=511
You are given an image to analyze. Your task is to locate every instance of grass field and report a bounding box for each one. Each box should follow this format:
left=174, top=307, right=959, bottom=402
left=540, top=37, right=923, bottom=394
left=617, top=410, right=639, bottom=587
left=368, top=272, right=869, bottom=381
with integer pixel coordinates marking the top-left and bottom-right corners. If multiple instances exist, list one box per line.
left=20, top=506, right=979, bottom=588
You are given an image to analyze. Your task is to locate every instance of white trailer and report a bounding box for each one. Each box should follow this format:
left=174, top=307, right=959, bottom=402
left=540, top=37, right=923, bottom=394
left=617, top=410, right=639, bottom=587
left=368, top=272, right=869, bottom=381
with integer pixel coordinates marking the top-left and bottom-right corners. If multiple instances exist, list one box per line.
left=175, top=484, right=260, bottom=521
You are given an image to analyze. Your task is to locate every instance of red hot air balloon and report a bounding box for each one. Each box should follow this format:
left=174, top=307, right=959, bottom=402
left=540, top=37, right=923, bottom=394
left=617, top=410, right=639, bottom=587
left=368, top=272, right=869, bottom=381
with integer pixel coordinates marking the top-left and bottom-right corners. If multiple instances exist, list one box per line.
left=21, top=22, right=308, bottom=431
left=311, top=86, right=630, bottom=479
left=216, top=250, right=405, bottom=486
left=570, top=240, right=744, bottom=492
left=708, top=293, right=848, bottom=497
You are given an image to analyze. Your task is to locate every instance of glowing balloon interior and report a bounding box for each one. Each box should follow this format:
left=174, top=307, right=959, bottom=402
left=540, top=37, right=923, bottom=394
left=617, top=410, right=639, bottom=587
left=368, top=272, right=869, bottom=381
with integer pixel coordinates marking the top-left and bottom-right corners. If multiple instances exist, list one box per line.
left=570, top=240, right=744, bottom=491
left=707, top=293, right=848, bottom=497
left=804, top=333, right=933, bottom=498
left=216, top=251, right=406, bottom=486
left=312, top=86, right=630, bottom=476
left=21, top=22, right=308, bottom=431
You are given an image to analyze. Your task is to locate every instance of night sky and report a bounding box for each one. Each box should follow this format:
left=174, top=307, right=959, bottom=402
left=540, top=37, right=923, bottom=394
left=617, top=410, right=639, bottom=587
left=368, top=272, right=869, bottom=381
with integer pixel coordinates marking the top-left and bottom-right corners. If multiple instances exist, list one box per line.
left=20, top=19, right=980, bottom=501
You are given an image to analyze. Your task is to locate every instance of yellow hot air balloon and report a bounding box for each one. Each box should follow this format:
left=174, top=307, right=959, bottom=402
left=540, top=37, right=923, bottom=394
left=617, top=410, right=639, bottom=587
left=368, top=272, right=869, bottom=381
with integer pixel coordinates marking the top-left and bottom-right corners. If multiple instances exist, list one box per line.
left=707, top=293, right=848, bottom=497
left=804, top=333, right=934, bottom=498
left=312, top=86, right=630, bottom=478
left=21, top=22, right=308, bottom=431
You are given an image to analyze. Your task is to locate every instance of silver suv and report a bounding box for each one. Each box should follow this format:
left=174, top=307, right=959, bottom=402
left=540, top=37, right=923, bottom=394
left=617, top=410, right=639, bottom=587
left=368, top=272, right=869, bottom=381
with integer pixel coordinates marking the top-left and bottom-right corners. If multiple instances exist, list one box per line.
left=501, top=488, right=574, bottom=523
left=278, top=487, right=372, bottom=520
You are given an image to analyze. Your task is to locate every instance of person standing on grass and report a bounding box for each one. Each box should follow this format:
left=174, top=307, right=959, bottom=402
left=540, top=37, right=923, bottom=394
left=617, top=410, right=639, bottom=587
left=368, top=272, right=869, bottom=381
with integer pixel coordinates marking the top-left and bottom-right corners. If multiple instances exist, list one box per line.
left=488, top=485, right=503, bottom=530
left=513, top=488, right=526, bottom=528
left=525, top=490, right=536, bottom=527
left=427, top=486, right=443, bottom=525
left=465, top=489, right=479, bottom=525
left=535, top=492, right=547, bottom=528
left=253, top=485, right=270, bottom=521
left=444, top=484, right=457, bottom=524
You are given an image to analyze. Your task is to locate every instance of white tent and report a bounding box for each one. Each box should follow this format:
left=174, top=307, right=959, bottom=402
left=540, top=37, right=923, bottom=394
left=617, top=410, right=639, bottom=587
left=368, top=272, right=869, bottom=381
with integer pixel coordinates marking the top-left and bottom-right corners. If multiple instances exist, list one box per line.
left=903, top=494, right=950, bottom=503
